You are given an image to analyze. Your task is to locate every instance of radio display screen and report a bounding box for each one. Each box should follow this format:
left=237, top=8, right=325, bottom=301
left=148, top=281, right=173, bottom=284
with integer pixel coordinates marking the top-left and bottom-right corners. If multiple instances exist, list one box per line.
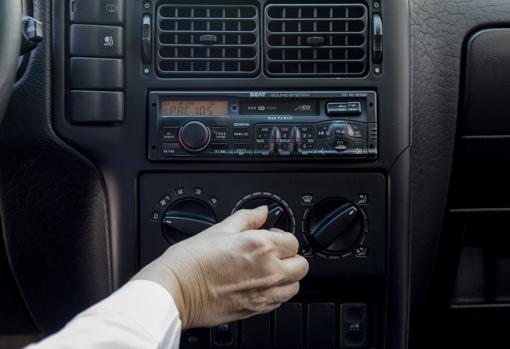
left=239, top=100, right=318, bottom=116
left=160, top=100, right=229, bottom=117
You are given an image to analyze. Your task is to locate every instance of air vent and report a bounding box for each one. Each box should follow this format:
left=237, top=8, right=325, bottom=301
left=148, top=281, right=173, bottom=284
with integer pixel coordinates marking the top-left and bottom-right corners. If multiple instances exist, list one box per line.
left=265, top=4, right=368, bottom=77
left=156, top=4, right=259, bottom=77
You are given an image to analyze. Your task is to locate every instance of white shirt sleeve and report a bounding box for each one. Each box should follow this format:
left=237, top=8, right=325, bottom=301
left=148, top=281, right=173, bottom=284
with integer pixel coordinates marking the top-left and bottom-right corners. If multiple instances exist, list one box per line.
left=26, top=280, right=182, bottom=349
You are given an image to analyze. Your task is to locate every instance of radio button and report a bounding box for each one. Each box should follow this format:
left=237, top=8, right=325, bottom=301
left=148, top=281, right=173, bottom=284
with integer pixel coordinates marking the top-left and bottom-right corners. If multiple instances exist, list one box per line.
left=233, top=127, right=250, bottom=139
left=277, top=142, right=293, bottom=157
left=255, top=141, right=274, bottom=157
left=256, top=126, right=271, bottom=140
left=332, top=122, right=348, bottom=137
left=278, top=126, right=293, bottom=140
left=317, top=125, right=329, bottom=138
left=298, top=142, right=315, bottom=156
left=162, top=127, right=179, bottom=141
left=232, top=144, right=253, bottom=157
left=161, top=143, right=186, bottom=156
left=331, top=139, right=351, bottom=152
left=347, top=123, right=364, bottom=138
left=347, top=101, right=362, bottom=115
left=296, top=126, right=314, bottom=140
left=211, top=127, right=228, bottom=141
left=207, top=143, right=230, bottom=156
left=326, top=102, right=348, bottom=116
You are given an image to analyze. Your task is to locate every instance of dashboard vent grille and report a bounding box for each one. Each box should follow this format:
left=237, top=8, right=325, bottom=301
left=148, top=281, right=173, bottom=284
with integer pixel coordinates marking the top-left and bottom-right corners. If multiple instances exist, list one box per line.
left=265, top=4, right=368, bottom=77
left=156, top=4, right=259, bottom=77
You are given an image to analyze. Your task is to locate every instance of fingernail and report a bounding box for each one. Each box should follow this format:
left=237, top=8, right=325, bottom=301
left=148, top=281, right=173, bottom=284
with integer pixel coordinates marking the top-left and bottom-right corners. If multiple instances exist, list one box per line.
left=255, top=205, right=268, bottom=211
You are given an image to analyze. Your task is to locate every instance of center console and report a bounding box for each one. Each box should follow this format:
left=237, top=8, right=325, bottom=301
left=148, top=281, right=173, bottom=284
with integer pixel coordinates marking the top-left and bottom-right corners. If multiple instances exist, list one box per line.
left=50, top=0, right=410, bottom=347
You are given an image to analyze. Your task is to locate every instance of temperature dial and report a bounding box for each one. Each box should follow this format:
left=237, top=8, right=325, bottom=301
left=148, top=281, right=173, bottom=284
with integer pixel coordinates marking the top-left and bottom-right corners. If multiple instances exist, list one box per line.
left=162, top=198, right=217, bottom=244
left=305, top=198, right=365, bottom=255
left=233, top=193, right=295, bottom=233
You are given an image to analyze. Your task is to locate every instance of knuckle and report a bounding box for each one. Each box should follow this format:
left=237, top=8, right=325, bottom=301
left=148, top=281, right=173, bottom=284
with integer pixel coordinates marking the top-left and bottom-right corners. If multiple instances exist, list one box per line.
left=244, top=292, right=271, bottom=313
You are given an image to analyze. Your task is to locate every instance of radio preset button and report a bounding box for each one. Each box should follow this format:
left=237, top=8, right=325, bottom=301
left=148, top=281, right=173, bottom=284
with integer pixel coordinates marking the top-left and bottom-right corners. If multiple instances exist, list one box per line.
left=211, top=127, right=228, bottom=141
left=256, top=126, right=271, bottom=140
left=233, top=127, right=250, bottom=139
left=162, top=127, right=179, bottom=141
left=255, top=141, right=274, bottom=157
left=297, top=126, right=314, bottom=139
left=278, top=126, right=293, bottom=139
left=277, top=142, right=293, bottom=157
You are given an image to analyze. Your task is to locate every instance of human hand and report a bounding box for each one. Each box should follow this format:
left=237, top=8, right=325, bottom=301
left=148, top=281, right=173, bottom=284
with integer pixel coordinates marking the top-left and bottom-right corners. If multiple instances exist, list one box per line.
left=134, top=206, right=309, bottom=329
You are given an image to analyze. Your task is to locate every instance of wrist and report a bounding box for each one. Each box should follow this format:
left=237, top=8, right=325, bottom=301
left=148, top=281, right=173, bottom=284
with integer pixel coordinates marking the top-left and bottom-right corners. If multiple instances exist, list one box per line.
left=133, top=258, right=191, bottom=329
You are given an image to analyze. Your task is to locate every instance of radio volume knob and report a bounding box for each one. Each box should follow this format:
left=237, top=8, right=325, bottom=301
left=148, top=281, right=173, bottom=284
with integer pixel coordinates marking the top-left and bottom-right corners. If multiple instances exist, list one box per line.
left=179, top=121, right=211, bottom=153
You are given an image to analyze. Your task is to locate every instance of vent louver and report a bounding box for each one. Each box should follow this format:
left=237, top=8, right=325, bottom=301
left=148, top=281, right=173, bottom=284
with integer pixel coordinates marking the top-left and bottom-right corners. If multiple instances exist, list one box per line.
left=265, top=4, right=368, bottom=77
left=156, top=4, right=259, bottom=77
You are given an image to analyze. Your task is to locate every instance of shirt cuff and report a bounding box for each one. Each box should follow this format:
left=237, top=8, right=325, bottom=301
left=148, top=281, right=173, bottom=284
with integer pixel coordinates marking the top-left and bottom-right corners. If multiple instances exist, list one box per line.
left=81, top=279, right=182, bottom=346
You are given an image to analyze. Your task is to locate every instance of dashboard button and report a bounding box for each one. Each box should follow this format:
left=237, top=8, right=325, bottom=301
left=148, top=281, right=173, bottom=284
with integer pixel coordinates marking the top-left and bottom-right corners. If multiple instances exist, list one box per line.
left=233, top=127, right=250, bottom=139
left=162, top=127, right=179, bottom=141
left=333, top=122, right=348, bottom=137
left=347, top=123, right=364, bottom=138
left=207, top=143, right=230, bottom=156
left=70, top=58, right=124, bottom=89
left=297, top=126, right=314, bottom=139
left=211, top=127, right=228, bottom=141
left=317, top=125, right=329, bottom=138
left=232, top=144, right=253, bottom=157
left=161, top=143, right=186, bottom=156
left=70, top=24, right=123, bottom=57
left=326, top=102, right=348, bottom=116
left=70, top=0, right=124, bottom=24
left=274, top=303, right=303, bottom=348
left=69, top=90, right=124, bottom=124
left=256, top=126, right=271, bottom=140
left=278, top=126, right=293, bottom=139
left=277, top=142, right=293, bottom=156
left=254, top=141, right=274, bottom=157
left=347, top=101, right=362, bottom=115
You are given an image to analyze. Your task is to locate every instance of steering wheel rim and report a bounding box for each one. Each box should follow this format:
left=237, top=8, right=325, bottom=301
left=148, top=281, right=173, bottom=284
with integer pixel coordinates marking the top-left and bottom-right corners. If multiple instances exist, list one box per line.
left=0, top=0, right=21, bottom=125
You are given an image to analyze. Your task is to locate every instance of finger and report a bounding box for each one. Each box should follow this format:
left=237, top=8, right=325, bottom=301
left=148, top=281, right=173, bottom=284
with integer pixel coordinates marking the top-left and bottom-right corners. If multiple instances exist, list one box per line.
left=265, top=282, right=300, bottom=304
left=270, top=228, right=285, bottom=233
left=279, top=255, right=309, bottom=283
left=266, top=231, right=299, bottom=259
left=214, top=206, right=268, bottom=233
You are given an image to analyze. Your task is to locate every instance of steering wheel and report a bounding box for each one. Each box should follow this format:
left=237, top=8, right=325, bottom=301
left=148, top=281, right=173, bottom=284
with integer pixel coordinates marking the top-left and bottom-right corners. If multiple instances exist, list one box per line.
left=0, top=0, right=21, bottom=125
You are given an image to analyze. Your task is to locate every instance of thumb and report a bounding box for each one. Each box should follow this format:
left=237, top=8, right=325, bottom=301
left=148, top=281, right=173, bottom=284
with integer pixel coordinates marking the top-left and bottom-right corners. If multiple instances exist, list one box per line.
left=214, top=206, right=268, bottom=233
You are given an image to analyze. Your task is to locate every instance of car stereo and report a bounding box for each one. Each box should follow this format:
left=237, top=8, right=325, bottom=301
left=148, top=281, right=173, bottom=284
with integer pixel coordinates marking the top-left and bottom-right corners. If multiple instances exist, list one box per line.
left=147, top=91, right=378, bottom=161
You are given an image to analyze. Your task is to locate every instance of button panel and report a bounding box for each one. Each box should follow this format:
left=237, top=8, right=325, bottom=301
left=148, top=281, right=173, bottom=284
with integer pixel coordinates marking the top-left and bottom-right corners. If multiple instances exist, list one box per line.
left=149, top=91, right=378, bottom=160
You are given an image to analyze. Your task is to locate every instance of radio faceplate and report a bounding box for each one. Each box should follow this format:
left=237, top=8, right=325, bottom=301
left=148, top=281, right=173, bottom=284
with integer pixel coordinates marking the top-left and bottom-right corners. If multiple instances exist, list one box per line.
left=148, top=91, right=378, bottom=161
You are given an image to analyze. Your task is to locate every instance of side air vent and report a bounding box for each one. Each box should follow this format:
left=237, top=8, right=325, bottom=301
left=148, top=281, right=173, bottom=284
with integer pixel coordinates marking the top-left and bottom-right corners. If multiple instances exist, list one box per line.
left=265, top=4, right=368, bottom=77
left=156, top=4, right=259, bottom=77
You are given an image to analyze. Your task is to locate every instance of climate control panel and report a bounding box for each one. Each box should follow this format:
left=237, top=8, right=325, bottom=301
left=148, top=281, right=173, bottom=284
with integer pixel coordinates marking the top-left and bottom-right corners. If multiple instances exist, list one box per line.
left=140, top=172, right=385, bottom=277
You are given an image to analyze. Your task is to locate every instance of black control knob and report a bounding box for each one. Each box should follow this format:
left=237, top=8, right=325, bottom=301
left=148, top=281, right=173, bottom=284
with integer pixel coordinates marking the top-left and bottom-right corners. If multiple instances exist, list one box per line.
left=179, top=121, right=211, bottom=152
left=306, top=198, right=363, bottom=255
left=162, top=198, right=217, bottom=244
left=233, top=194, right=295, bottom=233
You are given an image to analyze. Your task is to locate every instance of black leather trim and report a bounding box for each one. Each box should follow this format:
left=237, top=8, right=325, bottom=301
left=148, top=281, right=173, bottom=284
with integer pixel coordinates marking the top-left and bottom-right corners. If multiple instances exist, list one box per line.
left=0, top=0, right=112, bottom=334
left=0, top=0, right=21, bottom=124
left=409, top=0, right=510, bottom=346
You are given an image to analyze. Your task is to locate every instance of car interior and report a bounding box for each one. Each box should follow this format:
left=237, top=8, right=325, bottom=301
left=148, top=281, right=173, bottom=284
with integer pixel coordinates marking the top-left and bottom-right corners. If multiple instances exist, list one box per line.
left=1, top=0, right=510, bottom=348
